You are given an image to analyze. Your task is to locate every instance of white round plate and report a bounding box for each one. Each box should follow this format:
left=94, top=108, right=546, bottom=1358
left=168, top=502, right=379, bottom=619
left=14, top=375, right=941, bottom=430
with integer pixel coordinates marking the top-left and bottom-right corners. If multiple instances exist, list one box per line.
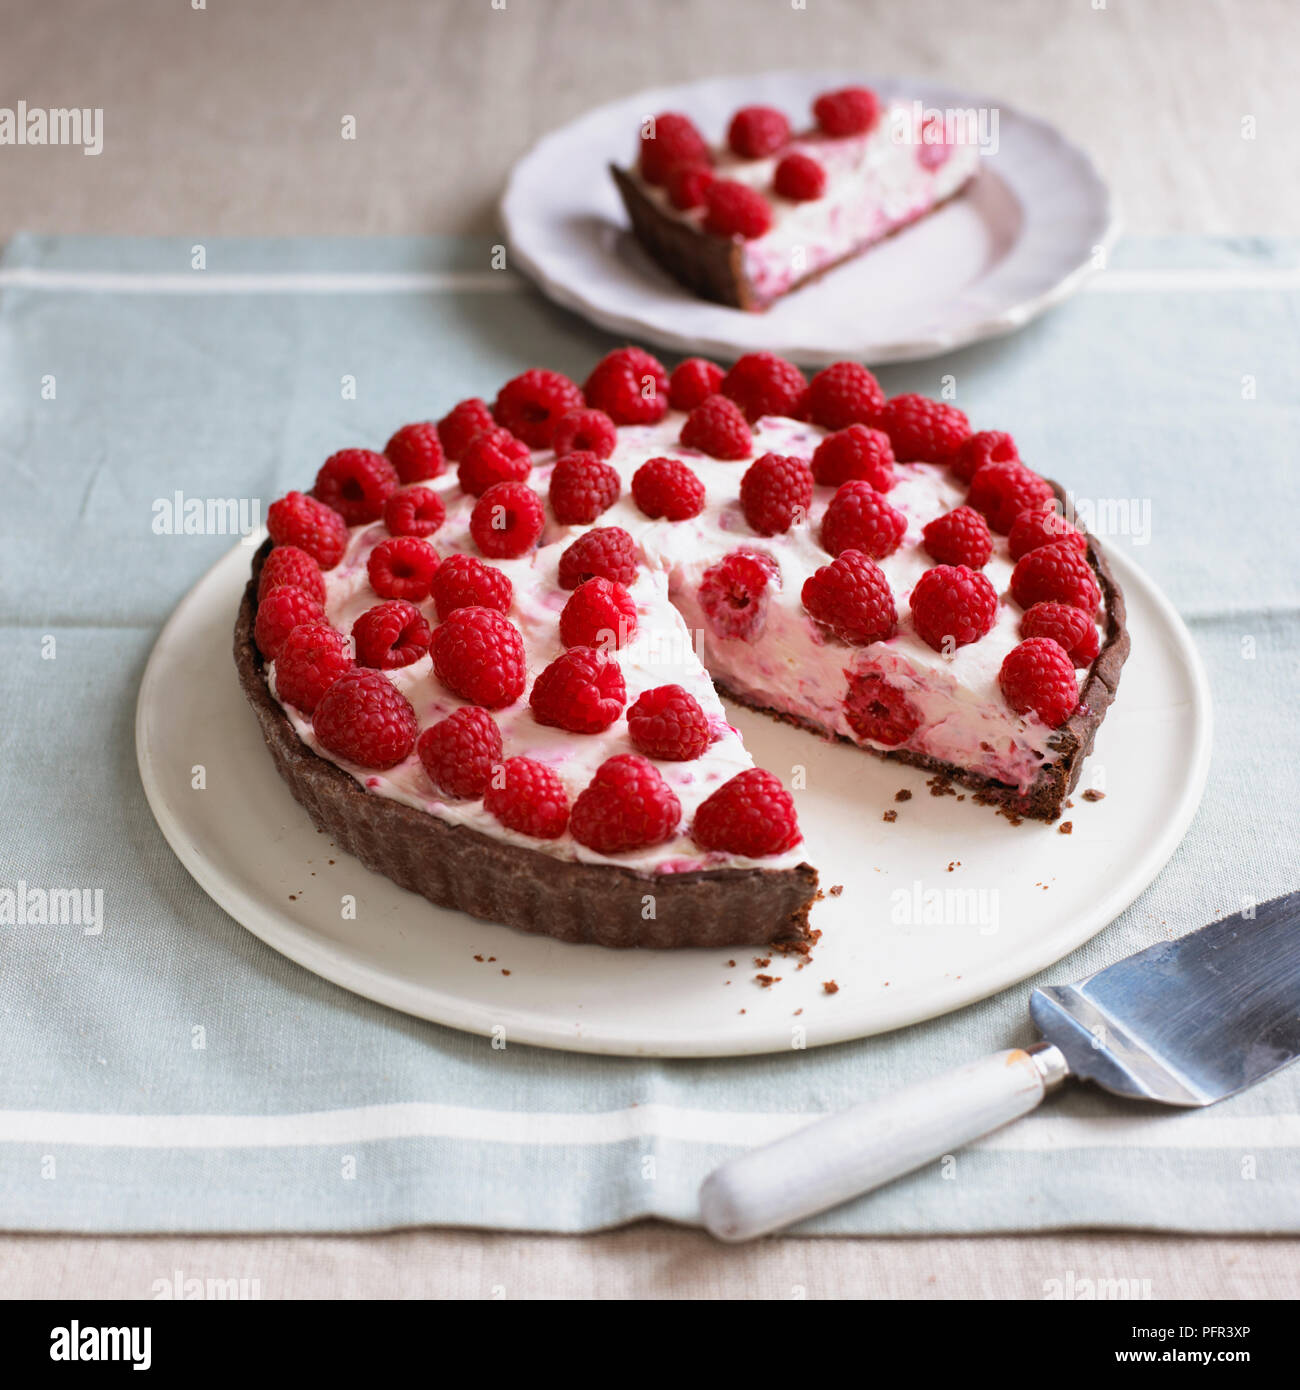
left=501, top=70, right=1116, bottom=365
left=137, top=537, right=1209, bottom=1058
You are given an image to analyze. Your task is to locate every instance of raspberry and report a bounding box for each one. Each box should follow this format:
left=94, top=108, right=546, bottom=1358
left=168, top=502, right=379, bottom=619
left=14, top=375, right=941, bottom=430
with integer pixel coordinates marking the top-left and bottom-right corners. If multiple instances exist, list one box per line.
left=999, top=638, right=1080, bottom=728
left=811, top=424, right=895, bottom=490
left=820, top=480, right=907, bottom=559
left=1008, top=503, right=1087, bottom=561
left=367, top=536, right=439, bottom=601
left=551, top=407, right=617, bottom=461
left=668, top=357, right=724, bottom=411
left=627, top=684, right=712, bottom=761
left=877, top=394, right=971, bottom=463
left=720, top=353, right=807, bottom=423
left=812, top=86, right=880, bottom=137
left=571, top=754, right=682, bottom=854
left=431, top=606, right=526, bottom=709
left=583, top=347, right=669, bottom=426
left=921, top=505, right=993, bottom=568
left=679, top=395, right=753, bottom=460
left=692, top=768, right=801, bottom=857
left=384, top=422, right=446, bottom=483
left=417, top=706, right=503, bottom=800
left=844, top=671, right=921, bottom=747
left=548, top=450, right=622, bottom=525
left=437, top=397, right=495, bottom=462
left=953, top=429, right=1017, bottom=485
left=560, top=577, right=638, bottom=650
left=259, top=545, right=325, bottom=605
left=351, top=599, right=432, bottom=669
left=1010, top=541, right=1101, bottom=613
left=967, top=459, right=1054, bottom=534
left=909, top=564, right=999, bottom=652
left=699, top=552, right=773, bottom=640
left=267, top=491, right=349, bottom=569
left=774, top=151, right=826, bottom=201
left=639, top=111, right=710, bottom=186
left=312, top=669, right=418, bottom=770
left=557, top=526, right=639, bottom=590
left=1021, top=601, right=1100, bottom=667
left=728, top=105, right=790, bottom=158
left=493, top=368, right=584, bottom=449
left=430, top=552, right=513, bottom=621
left=801, top=550, right=896, bottom=645
left=484, top=756, right=570, bottom=839
left=740, top=452, right=814, bottom=535
left=469, top=481, right=545, bottom=559
left=382, top=486, right=446, bottom=538
left=314, top=448, right=399, bottom=525
left=666, top=163, right=714, bottom=211
left=631, top=456, right=706, bottom=520
left=273, top=622, right=353, bottom=715
left=702, top=179, right=772, bottom=239
left=807, top=362, right=885, bottom=430
left=530, top=647, right=627, bottom=734
left=254, top=585, right=324, bottom=660
left=457, top=426, right=532, bottom=497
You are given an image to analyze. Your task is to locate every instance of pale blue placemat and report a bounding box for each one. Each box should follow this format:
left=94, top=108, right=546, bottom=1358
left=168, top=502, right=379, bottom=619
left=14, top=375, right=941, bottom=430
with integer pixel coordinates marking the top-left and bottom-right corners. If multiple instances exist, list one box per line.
left=0, top=234, right=1297, bottom=1234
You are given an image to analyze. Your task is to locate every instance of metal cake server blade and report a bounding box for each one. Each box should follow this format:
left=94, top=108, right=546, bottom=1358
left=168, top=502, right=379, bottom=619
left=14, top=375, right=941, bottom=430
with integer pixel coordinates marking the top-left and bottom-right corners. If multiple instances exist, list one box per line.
left=700, top=892, right=1300, bottom=1242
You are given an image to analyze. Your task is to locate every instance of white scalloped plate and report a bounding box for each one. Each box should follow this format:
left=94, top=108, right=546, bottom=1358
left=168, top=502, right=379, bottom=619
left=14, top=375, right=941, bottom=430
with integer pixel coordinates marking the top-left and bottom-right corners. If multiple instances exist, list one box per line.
left=501, top=70, right=1117, bottom=365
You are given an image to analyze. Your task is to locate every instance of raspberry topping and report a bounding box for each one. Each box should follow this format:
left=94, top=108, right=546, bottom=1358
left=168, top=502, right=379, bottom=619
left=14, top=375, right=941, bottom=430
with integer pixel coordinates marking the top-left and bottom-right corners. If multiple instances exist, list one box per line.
left=774, top=151, right=827, bottom=201
left=728, top=105, right=791, bottom=158
left=430, top=551, right=513, bottom=621
left=484, top=756, right=570, bottom=840
left=811, top=423, right=895, bottom=490
left=382, top=486, right=446, bottom=539
left=1010, top=541, right=1101, bottom=613
left=999, top=638, right=1080, bottom=728
left=812, top=86, right=881, bottom=137
left=679, top=394, right=753, bottom=460
left=627, top=684, right=712, bottom=762
left=530, top=647, right=627, bottom=734
left=692, top=769, right=801, bottom=857
left=551, top=407, right=617, bottom=461
left=431, top=606, right=527, bottom=709
left=953, top=429, right=1018, bottom=485
left=493, top=368, right=585, bottom=449
left=1008, top=503, right=1088, bottom=561
left=557, top=526, right=639, bottom=590
left=267, top=491, right=349, bottom=569
left=548, top=450, right=622, bottom=525
left=921, top=505, right=993, bottom=568
left=631, top=456, right=707, bottom=520
left=312, top=669, right=418, bottom=770
left=469, top=481, right=545, bottom=559
left=314, top=448, right=399, bottom=525
left=966, top=459, right=1054, bottom=534
left=877, top=394, right=971, bottom=463
left=456, top=426, right=532, bottom=497
left=807, top=362, right=885, bottom=431
left=384, top=422, right=446, bottom=484
left=366, top=536, right=439, bottom=601
left=820, top=479, right=907, bottom=559
left=351, top=599, right=432, bottom=670
left=720, top=352, right=808, bottom=423
left=583, top=347, right=669, bottom=426
left=273, top=622, right=353, bottom=715
left=740, top=452, right=814, bottom=535
left=668, top=357, right=724, bottom=411
left=254, top=585, right=325, bottom=660
left=639, top=111, right=710, bottom=186
left=702, top=179, right=773, bottom=240
left=258, top=545, right=326, bottom=606
left=666, top=163, right=715, bottom=211
left=559, top=577, right=638, bottom=650
left=699, top=552, right=774, bottom=641
left=437, top=397, right=495, bottom=462
left=1020, top=601, right=1101, bottom=667
left=909, top=564, right=999, bottom=652
left=801, top=550, right=897, bottom=645
left=844, top=671, right=921, bottom=747
left=570, top=754, right=683, bottom=854
left=417, top=707, right=503, bottom=801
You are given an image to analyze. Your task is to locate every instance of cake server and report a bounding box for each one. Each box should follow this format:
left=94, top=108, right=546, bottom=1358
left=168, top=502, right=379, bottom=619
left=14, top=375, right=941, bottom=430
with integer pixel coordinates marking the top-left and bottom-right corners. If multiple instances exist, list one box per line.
left=700, top=891, right=1300, bottom=1242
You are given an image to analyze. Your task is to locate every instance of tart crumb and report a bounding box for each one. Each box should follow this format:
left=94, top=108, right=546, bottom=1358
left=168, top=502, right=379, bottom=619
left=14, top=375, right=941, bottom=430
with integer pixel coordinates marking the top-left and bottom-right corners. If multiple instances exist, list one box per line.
left=1059, top=821, right=1073, bottom=835
left=927, top=775, right=957, bottom=798
left=822, top=980, right=839, bottom=995
left=1082, top=789, right=1106, bottom=802
left=473, top=954, right=484, bottom=963
left=726, top=959, right=736, bottom=968
left=946, top=860, right=961, bottom=872
left=829, top=884, right=844, bottom=897
left=882, top=809, right=897, bottom=823
left=894, top=789, right=912, bottom=802
left=755, top=974, right=781, bottom=988
left=754, top=956, right=771, bottom=968
left=501, top=968, right=511, bottom=976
